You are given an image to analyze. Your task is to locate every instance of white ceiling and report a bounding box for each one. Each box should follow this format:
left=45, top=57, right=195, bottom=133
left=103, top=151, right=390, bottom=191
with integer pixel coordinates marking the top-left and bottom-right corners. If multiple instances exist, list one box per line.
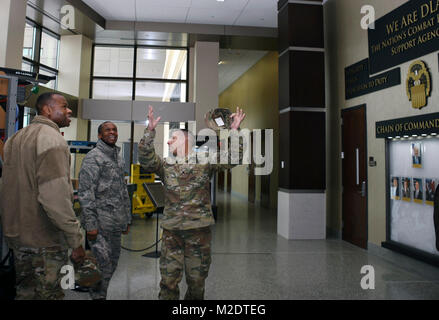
left=82, top=0, right=278, bottom=28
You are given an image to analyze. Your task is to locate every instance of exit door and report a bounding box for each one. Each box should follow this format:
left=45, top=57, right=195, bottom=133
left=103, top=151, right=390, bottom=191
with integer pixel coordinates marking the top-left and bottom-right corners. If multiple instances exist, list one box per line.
left=342, top=105, right=368, bottom=249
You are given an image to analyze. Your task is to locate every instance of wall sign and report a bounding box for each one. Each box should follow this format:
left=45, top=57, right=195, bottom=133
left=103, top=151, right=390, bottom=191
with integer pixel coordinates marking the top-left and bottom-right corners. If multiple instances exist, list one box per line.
left=345, top=58, right=401, bottom=99
left=368, top=0, right=439, bottom=74
left=376, top=112, right=439, bottom=138
left=406, top=60, right=431, bottom=109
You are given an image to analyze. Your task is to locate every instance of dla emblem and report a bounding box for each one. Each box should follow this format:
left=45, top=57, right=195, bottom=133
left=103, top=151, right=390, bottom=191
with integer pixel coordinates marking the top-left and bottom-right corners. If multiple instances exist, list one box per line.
left=406, top=60, right=431, bottom=110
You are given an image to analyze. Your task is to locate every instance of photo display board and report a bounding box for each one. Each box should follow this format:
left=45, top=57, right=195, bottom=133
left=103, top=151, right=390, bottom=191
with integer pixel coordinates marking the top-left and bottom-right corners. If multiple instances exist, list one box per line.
left=389, top=137, right=439, bottom=256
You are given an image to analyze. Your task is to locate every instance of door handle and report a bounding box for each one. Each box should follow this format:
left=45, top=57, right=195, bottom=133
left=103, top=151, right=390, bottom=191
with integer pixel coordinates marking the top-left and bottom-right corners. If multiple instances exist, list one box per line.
left=355, top=148, right=359, bottom=185
left=357, top=181, right=366, bottom=197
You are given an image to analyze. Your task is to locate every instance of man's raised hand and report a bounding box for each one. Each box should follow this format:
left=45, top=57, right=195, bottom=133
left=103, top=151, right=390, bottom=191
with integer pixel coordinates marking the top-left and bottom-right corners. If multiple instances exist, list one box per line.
left=147, top=105, right=161, bottom=131
left=230, top=107, right=246, bottom=130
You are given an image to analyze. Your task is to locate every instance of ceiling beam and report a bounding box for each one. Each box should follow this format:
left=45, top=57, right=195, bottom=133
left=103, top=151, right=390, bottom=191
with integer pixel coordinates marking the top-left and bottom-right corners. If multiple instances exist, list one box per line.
left=66, top=0, right=106, bottom=29
left=106, top=20, right=277, bottom=39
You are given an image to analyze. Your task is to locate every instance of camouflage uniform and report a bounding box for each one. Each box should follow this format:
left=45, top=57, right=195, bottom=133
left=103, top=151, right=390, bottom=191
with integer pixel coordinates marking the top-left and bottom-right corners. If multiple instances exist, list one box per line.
left=11, top=245, right=68, bottom=300
left=138, top=129, right=241, bottom=300
left=78, top=139, right=132, bottom=299
left=73, top=250, right=102, bottom=288
left=160, top=228, right=212, bottom=300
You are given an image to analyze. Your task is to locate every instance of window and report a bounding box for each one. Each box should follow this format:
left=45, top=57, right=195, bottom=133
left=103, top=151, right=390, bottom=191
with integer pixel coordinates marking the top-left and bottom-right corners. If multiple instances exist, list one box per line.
left=136, top=48, right=187, bottom=80
left=40, top=31, right=59, bottom=69
left=93, top=47, right=134, bottom=78
left=91, top=44, right=189, bottom=173
left=21, top=61, right=32, bottom=72
left=23, top=107, right=36, bottom=128
left=135, top=81, right=187, bottom=102
left=39, top=67, right=57, bottom=90
left=91, top=45, right=188, bottom=102
left=23, top=23, right=35, bottom=60
left=92, top=79, right=133, bottom=100
left=22, top=19, right=60, bottom=90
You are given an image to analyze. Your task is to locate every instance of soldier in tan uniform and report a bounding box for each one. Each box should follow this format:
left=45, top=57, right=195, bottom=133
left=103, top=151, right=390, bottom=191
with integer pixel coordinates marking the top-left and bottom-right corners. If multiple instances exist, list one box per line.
left=138, top=106, right=245, bottom=300
left=0, top=93, right=85, bottom=299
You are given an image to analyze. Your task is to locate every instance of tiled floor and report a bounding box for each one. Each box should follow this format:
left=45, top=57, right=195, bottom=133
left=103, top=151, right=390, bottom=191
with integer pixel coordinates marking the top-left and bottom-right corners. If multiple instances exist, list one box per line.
left=65, top=191, right=439, bottom=300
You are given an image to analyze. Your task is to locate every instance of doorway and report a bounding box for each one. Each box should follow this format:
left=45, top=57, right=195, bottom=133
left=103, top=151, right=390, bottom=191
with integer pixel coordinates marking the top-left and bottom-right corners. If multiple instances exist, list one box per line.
left=342, top=105, right=368, bottom=249
left=218, top=171, right=225, bottom=191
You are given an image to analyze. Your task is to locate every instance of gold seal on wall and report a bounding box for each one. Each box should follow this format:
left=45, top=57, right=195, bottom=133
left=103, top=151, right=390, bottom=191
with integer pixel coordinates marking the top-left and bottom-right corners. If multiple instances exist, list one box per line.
left=406, top=60, right=431, bottom=110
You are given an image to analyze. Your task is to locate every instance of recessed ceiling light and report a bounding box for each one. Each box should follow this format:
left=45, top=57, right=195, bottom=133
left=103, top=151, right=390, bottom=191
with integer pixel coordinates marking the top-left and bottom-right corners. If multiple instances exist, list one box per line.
left=217, top=0, right=225, bottom=2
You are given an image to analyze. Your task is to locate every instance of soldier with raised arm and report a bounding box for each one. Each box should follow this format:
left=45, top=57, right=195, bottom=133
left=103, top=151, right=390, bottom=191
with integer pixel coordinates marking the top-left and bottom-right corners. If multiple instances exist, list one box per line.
left=138, top=106, right=245, bottom=300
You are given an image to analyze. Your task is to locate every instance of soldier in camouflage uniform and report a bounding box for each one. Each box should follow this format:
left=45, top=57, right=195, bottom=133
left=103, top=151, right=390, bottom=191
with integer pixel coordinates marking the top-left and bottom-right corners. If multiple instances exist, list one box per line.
left=78, top=121, right=132, bottom=300
left=138, top=106, right=246, bottom=300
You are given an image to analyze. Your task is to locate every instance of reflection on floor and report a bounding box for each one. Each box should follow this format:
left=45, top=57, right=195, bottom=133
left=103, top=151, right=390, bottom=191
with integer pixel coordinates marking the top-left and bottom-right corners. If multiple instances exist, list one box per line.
left=65, top=191, right=439, bottom=300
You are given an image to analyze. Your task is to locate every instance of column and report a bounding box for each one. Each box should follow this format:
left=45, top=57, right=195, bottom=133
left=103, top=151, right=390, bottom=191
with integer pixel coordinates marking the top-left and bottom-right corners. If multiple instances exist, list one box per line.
left=57, top=34, right=93, bottom=177
left=0, top=0, right=26, bottom=69
left=277, top=0, right=326, bottom=239
left=0, top=0, right=26, bottom=262
left=193, top=41, right=219, bottom=131
left=0, top=0, right=26, bottom=141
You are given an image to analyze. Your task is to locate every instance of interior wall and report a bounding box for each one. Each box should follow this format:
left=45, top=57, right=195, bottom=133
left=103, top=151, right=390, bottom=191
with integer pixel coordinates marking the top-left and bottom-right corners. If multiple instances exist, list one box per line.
left=324, top=0, right=439, bottom=246
left=219, top=51, right=279, bottom=209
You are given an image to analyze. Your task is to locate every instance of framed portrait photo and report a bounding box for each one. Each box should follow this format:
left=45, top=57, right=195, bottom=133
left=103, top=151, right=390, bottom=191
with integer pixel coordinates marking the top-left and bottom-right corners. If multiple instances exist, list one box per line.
left=390, top=176, right=400, bottom=200
left=413, top=178, right=423, bottom=204
left=425, top=178, right=438, bottom=206
left=411, top=142, right=422, bottom=168
left=401, top=177, right=411, bottom=202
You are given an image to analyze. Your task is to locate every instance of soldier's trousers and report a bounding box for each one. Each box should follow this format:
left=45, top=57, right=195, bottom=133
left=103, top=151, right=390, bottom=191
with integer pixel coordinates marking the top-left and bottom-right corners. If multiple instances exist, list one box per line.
left=88, top=230, right=121, bottom=299
left=159, top=227, right=212, bottom=300
left=12, top=246, right=68, bottom=300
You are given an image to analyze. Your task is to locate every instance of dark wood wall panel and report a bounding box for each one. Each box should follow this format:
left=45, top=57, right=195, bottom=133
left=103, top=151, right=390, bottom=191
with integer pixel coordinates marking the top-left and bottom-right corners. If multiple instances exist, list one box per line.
left=279, top=52, right=290, bottom=109
left=279, top=51, right=325, bottom=109
left=279, top=111, right=326, bottom=190
left=279, top=111, right=291, bottom=189
left=290, top=111, right=326, bottom=190
left=278, top=0, right=326, bottom=192
left=289, top=51, right=325, bottom=108
left=278, top=3, right=324, bottom=52
left=278, top=0, right=323, bottom=11
left=278, top=0, right=288, bottom=9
